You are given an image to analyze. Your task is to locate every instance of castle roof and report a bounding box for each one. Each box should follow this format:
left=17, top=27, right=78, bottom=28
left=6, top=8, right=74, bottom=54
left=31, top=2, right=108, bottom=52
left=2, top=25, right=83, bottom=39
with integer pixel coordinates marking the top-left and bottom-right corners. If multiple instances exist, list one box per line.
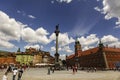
left=81, top=47, right=99, bottom=56
left=103, top=47, right=120, bottom=52
left=66, top=54, right=75, bottom=59
left=67, top=47, right=120, bottom=59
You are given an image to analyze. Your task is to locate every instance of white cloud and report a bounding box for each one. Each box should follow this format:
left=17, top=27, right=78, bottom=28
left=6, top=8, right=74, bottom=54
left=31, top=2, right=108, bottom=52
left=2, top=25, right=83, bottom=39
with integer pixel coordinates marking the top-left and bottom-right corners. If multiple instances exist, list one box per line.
left=109, top=42, right=120, bottom=47
left=78, top=34, right=99, bottom=46
left=0, top=10, right=51, bottom=49
left=96, top=0, right=120, bottom=28
left=0, top=11, right=26, bottom=48
left=17, top=10, right=21, bottom=13
left=28, top=15, right=36, bottom=19
left=101, top=35, right=120, bottom=48
left=22, top=27, right=38, bottom=43
left=50, top=32, right=74, bottom=53
left=50, top=46, right=62, bottom=52
left=78, top=34, right=120, bottom=50
left=36, top=27, right=49, bottom=36
left=62, top=46, right=73, bottom=53
left=50, top=33, right=75, bottom=46
left=22, top=27, right=50, bottom=44
left=51, top=1, right=55, bottom=4
left=77, top=34, right=120, bottom=50
left=115, top=25, right=120, bottom=28
left=24, top=44, right=43, bottom=50
left=51, top=46, right=56, bottom=51
left=94, top=7, right=101, bottom=12
left=0, top=39, right=15, bottom=48
left=101, top=35, right=118, bottom=43
left=0, top=11, right=23, bottom=40
left=60, top=54, right=66, bottom=60
left=96, top=0, right=100, bottom=2
left=17, top=10, right=26, bottom=16
left=51, top=45, right=73, bottom=53
left=56, top=0, right=72, bottom=3
left=82, top=46, right=94, bottom=51
left=76, top=34, right=99, bottom=50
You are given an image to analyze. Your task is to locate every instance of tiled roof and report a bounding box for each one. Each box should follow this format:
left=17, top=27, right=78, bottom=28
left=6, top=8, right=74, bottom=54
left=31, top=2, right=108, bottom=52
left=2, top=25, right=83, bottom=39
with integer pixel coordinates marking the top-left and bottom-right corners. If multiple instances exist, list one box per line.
left=81, top=47, right=99, bottom=56
left=103, top=47, right=120, bottom=52
left=67, top=48, right=99, bottom=59
left=67, top=47, right=120, bottom=59
left=66, top=54, right=75, bottom=59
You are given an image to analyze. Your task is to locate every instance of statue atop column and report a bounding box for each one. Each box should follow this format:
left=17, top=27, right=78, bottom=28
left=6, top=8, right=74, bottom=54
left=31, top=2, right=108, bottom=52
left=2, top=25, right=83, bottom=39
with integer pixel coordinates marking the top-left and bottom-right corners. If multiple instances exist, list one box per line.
left=54, top=24, right=60, bottom=68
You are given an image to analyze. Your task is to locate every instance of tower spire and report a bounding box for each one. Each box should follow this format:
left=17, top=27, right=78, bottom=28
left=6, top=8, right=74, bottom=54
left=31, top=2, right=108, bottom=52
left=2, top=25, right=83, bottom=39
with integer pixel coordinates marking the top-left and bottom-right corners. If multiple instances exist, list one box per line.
left=75, top=36, right=82, bottom=57
left=99, top=39, right=104, bottom=49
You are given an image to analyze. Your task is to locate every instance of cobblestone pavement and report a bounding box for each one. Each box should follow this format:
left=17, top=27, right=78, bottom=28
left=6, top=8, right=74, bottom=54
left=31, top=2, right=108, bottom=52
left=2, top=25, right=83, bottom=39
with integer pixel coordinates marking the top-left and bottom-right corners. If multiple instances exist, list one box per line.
left=0, top=68, right=120, bottom=80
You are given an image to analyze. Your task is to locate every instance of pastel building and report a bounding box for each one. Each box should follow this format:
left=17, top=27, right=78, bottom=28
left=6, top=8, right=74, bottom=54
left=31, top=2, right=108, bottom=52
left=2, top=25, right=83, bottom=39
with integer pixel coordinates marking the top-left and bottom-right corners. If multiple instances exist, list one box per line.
left=16, top=52, right=33, bottom=65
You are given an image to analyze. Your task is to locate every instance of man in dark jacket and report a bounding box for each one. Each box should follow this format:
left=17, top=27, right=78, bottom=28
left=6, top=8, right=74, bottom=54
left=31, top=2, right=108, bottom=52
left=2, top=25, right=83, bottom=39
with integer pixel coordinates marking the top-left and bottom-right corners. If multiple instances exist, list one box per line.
left=17, top=67, right=23, bottom=80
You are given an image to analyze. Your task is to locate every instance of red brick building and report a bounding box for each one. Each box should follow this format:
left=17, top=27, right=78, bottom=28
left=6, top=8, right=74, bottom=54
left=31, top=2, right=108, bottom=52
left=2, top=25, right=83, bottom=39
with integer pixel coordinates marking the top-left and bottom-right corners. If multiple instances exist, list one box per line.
left=66, top=39, right=120, bottom=69
left=0, top=57, right=16, bottom=64
left=0, top=52, right=16, bottom=65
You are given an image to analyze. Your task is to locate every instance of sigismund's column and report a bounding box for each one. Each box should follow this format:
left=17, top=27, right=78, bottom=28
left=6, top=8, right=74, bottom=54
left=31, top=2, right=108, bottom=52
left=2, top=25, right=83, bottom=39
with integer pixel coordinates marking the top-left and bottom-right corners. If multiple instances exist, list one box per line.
left=54, top=24, right=60, bottom=64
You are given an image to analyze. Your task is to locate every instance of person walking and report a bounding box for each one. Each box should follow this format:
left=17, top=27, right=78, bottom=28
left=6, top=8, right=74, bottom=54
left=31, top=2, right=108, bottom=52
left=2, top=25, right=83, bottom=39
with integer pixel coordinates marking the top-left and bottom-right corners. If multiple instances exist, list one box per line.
left=72, top=66, right=75, bottom=74
left=52, top=67, right=55, bottom=73
left=2, top=72, right=8, bottom=80
left=75, top=65, right=78, bottom=72
left=17, top=67, right=23, bottom=80
left=47, top=67, right=50, bottom=75
left=7, top=65, right=12, bottom=72
left=12, top=68, right=18, bottom=80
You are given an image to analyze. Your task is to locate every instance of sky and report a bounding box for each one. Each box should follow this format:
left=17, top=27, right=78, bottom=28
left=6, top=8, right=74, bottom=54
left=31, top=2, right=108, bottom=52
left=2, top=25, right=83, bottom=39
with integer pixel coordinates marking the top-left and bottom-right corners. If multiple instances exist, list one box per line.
left=0, top=0, right=120, bottom=60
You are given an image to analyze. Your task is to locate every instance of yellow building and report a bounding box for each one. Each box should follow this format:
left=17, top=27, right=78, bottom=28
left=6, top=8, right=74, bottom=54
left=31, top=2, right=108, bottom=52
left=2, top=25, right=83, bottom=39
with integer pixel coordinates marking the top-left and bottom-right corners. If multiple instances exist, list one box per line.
left=16, top=52, right=33, bottom=65
left=16, top=48, right=54, bottom=66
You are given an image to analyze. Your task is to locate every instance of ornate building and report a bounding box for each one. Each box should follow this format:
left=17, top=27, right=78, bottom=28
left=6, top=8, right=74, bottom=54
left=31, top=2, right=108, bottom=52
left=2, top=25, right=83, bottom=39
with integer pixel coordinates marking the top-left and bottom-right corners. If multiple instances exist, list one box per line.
left=16, top=48, right=54, bottom=66
left=16, top=52, right=33, bottom=65
left=66, top=39, right=120, bottom=69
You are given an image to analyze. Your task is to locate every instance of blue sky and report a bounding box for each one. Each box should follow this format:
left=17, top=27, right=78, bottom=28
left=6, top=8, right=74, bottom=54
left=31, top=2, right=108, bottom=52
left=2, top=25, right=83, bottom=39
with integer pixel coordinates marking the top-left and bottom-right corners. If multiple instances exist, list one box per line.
left=0, top=0, right=120, bottom=59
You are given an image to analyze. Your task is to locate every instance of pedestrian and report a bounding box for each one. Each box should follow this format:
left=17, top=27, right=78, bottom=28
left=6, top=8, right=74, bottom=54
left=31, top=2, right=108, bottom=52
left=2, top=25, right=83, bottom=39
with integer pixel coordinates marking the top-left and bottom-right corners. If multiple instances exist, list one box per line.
left=17, top=67, right=23, bottom=80
left=75, top=65, right=78, bottom=72
left=2, top=72, right=8, bottom=80
left=47, top=67, right=50, bottom=75
left=72, top=66, right=75, bottom=74
left=12, top=68, right=18, bottom=80
left=94, top=67, right=97, bottom=72
left=52, top=67, right=55, bottom=73
left=7, top=65, right=12, bottom=73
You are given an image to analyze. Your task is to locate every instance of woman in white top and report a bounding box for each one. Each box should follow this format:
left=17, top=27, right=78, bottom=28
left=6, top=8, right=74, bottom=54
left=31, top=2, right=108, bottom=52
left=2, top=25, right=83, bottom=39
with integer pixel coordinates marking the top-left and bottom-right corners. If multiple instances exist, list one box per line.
left=2, top=72, right=8, bottom=80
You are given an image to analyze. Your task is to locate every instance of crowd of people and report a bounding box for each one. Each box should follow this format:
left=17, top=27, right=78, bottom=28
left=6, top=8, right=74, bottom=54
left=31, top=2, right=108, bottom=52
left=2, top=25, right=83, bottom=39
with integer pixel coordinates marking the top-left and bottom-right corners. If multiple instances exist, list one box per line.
left=2, top=64, right=24, bottom=80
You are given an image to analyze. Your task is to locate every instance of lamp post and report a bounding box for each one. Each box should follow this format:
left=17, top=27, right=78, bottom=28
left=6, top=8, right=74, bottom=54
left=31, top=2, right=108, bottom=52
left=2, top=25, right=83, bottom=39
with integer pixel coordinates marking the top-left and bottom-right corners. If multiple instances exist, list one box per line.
left=54, top=24, right=60, bottom=68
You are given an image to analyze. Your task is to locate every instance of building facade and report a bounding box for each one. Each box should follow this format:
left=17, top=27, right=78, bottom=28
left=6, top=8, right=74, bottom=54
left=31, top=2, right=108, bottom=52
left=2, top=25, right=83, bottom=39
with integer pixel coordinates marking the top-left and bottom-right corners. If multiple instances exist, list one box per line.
left=66, top=39, right=120, bottom=69
left=16, top=48, right=55, bottom=66
left=0, top=51, right=16, bottom=65
left=16, top=52, right=33, bottom=65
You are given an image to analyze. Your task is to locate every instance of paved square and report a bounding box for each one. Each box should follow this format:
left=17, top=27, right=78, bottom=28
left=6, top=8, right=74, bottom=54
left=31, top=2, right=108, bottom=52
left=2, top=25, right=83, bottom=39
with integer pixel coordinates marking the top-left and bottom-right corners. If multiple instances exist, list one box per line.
left=0, top=68, right=120, bottom=80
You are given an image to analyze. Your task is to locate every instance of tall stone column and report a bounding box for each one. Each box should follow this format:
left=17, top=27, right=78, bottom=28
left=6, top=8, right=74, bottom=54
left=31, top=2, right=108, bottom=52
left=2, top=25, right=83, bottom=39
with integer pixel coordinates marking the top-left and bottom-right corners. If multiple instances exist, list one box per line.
left=54, top=24, right=60, bottom=63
